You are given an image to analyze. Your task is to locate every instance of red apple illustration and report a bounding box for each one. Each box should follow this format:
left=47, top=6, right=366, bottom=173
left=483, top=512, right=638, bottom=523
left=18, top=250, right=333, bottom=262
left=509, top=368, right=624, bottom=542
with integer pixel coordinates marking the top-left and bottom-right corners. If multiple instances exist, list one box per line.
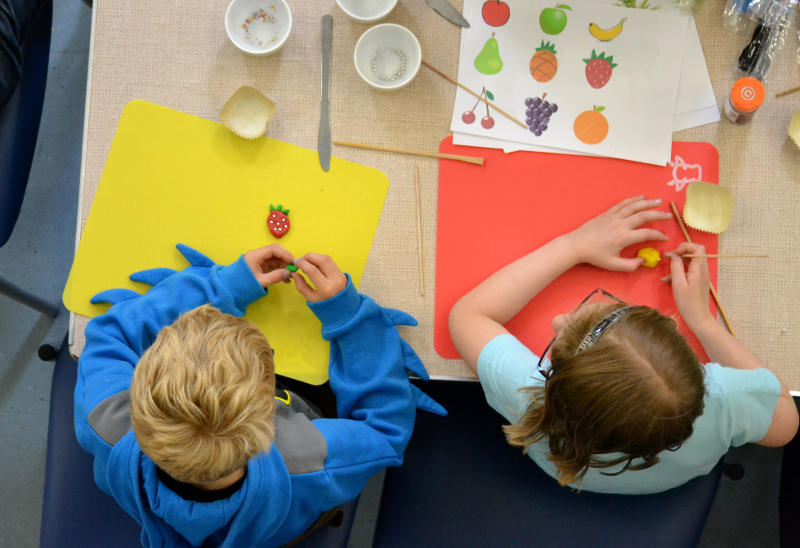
left=482, top=1, right=510, bottom=27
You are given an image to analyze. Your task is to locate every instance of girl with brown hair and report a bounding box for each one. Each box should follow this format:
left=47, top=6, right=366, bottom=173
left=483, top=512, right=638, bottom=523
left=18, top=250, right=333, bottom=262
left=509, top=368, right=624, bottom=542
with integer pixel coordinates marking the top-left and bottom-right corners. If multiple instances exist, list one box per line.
left=449, top=196, right=798, bottom=493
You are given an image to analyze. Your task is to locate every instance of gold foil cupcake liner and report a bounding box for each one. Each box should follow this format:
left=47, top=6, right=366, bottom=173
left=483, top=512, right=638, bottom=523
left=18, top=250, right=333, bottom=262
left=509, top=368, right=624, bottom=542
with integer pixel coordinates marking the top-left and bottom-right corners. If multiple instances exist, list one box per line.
left=683, top=181, right=734, bottom=234
left=789, top=108, right=800, bottom=152
left=220, top=86, right=276, bottom=139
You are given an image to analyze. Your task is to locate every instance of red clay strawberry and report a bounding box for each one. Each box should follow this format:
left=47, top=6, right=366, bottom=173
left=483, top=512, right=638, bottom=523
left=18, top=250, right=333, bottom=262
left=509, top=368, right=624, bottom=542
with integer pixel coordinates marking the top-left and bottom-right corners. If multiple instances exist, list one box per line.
left=267, top=204, right=290, bottom=238
left=583, top=50, right=617, bottom=89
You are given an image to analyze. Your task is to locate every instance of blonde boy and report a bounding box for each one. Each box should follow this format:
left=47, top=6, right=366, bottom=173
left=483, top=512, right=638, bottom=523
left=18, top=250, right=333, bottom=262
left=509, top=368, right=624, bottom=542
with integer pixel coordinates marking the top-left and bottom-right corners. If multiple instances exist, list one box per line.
left=75, top=244, right=443, bottom=546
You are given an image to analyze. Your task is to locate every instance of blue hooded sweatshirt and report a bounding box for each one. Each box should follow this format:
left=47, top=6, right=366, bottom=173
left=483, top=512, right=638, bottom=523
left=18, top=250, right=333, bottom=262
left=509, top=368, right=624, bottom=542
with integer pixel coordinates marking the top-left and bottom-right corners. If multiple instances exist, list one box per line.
left=74, top=245, right=445, bottom=547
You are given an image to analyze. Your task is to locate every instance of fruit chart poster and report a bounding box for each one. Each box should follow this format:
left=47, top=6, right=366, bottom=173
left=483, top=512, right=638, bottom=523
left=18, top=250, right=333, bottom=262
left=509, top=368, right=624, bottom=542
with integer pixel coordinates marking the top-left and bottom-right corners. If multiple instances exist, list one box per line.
left=451, top=0, right=690, bottom=165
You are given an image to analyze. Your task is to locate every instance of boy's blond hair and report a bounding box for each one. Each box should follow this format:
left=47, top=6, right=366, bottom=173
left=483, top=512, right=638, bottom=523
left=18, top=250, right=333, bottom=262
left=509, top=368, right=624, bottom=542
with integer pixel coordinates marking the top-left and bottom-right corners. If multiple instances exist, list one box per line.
left=130, top=305, right=276, bottom=484
left=505, top=303, right=705, bottom=486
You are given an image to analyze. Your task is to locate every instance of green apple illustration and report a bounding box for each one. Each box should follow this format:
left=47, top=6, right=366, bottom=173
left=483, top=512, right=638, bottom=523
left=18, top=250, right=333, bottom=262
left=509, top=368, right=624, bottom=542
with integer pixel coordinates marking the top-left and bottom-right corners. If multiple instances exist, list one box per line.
left=474, top=32, right=503, bottom=75
left=539, top=4, right=572, bottom=35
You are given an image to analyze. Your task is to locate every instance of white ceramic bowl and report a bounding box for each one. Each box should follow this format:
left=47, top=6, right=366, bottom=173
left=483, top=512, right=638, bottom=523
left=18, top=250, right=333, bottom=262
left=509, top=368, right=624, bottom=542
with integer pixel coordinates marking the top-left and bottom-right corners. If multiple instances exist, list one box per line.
left=336, top=0, right=397, bottom=23
left=225, top=0, right=292, bottom=56
left=354, top=24, right=422, bottom=91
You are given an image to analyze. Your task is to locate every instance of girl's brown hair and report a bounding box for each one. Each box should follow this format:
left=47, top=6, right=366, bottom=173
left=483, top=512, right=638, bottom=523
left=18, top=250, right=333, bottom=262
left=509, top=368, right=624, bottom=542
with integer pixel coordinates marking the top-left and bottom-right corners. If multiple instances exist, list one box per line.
left=504, top=302, right=706, bottom=486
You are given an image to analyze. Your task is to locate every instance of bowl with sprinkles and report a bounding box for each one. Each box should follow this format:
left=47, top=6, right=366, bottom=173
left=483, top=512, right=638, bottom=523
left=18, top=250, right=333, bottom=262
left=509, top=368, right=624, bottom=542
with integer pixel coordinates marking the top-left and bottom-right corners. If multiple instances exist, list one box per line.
left=225, top=0, right=292, bottom=56
left=354, top=24, right=422, bottom=91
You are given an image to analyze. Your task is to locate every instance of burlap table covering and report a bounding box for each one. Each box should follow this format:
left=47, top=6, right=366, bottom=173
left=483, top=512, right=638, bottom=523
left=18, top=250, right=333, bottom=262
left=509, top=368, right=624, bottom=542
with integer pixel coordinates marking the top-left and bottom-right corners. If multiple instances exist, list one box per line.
left=72, top=0, right=800, bottom=390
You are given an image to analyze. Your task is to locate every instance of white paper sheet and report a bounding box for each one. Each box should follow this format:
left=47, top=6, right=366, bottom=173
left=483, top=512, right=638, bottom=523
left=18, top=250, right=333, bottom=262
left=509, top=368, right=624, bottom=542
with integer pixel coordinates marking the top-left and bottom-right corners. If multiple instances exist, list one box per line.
left=452, top=15, right=719, bottom=156
left=451, top=0, right=691, bottom=165
left=671, top=17, right=720, bottom=131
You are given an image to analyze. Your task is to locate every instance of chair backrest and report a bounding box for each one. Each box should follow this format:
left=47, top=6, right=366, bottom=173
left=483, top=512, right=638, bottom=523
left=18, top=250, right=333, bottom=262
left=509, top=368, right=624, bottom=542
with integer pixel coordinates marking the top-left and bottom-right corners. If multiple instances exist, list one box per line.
left=779, top=397, right=800, bottom=547
left=40, top=337, right=142, bottom=548
left=0, top=0, right=52, bottom=246
left=373, top=379, right=722, bottom=548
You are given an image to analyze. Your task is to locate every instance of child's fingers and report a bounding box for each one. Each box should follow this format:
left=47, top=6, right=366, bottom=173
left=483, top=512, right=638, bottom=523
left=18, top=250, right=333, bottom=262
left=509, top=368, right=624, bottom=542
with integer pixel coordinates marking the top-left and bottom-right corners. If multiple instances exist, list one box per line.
left=608, top=257, right=645, bottom=272
left=264, top=258, right=288, bottom=271
left=674, top=242, right=705, bottom=255
left=685, top=255, right=710, bottom=283
left=291, top=272, right=315, bottom=299
left=609, top=194, right=645, bottom=214
left=671, top=243, right=709, bottom=282
left=295, top=257, right=323, bottom=284
left=618, top=197, right=661, bottom=218
left=661, top=273, right=672, bottom=283
left=626, top=227, right=668, bottom=246
left=302, top=253, right=339, bottom=278
left=252, top=244, right=293, bottom=264
left=669, top=252, right=689, bottom=289
left=625, top=209, right=672, bottom=228
left=259, top=268, right=290, bottom=286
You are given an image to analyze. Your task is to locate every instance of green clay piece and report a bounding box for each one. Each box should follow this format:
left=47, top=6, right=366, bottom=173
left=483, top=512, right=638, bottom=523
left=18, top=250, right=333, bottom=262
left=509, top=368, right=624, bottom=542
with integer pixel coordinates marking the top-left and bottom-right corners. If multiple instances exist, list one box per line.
left=286, top=264, right=299, bottom=272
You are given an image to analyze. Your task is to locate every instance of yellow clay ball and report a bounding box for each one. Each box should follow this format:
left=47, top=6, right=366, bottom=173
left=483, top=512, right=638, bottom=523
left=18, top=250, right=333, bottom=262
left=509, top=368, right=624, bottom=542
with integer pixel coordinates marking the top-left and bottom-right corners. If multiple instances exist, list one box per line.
left=637, top=247, right=661, bottom=268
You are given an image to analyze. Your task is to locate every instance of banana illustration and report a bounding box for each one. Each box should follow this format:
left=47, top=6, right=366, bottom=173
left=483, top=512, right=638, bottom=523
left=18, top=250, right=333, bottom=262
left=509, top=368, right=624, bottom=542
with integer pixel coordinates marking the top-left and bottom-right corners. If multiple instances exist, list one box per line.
left=588, top=17, right=627, bottom=41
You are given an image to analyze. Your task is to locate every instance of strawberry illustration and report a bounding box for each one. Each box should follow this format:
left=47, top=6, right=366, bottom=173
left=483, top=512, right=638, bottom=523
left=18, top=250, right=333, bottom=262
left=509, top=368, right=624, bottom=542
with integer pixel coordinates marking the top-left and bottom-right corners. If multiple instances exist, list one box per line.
left=267, top=204, right=290, bottom=238
left=583, top=50, right=617, bottom=89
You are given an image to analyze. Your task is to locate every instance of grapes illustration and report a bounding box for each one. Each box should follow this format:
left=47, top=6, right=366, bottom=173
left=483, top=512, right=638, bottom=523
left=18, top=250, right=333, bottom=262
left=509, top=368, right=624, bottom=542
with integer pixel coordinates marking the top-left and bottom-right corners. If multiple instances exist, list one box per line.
left=462, top=87, right=496, bottom=129
left=524, top=93, right=558, bottom=136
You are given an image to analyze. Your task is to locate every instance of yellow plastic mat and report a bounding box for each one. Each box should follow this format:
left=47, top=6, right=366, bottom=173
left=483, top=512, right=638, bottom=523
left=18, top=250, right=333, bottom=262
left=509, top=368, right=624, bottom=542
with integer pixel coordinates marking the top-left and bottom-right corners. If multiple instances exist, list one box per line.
left=64, top=100, right=389, bottom=384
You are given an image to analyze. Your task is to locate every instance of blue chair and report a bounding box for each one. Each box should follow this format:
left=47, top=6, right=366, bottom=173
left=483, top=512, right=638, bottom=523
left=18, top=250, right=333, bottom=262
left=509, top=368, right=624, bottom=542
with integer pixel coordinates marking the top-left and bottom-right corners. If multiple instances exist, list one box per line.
left=373, top=379, right=723, bottom=548
left=0, top=0, right=63, bottom=359
left=779, top=397, right=800, bottom=547
left=40, top=338, right=358, bottom=547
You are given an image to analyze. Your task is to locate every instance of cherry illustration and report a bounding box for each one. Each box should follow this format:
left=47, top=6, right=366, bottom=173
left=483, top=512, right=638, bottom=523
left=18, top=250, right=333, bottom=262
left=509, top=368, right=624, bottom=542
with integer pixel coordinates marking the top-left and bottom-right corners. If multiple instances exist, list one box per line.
left=462, top=87, right=496, bottom=130
left=479, top=87, right=495, bottom=129
left=462, top=93, right=482, bottom=125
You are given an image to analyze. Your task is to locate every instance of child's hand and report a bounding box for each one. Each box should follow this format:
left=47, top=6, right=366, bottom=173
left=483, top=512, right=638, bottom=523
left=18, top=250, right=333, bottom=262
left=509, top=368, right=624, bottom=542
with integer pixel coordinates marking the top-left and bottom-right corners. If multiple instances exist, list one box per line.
left=244, top=244, right=294, bottom=287
left=666, top=242, right=714, bottom=330
left=566, top=195, right=671, bottom=271
left=291, top=253, right=348, bottom=302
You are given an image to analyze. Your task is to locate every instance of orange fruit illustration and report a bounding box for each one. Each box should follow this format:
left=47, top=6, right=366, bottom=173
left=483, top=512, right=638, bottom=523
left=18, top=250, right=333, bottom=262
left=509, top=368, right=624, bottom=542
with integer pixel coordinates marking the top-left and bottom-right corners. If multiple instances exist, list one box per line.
left=530, top=41, right=558, bottom=83
left=573, top=105, right=608, bottom=144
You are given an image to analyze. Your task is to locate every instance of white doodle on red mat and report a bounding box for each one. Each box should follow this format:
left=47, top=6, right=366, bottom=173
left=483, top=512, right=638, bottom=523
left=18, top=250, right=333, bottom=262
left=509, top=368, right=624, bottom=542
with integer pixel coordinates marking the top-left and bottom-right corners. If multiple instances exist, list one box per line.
left=666, top=155, right=702, bottom=192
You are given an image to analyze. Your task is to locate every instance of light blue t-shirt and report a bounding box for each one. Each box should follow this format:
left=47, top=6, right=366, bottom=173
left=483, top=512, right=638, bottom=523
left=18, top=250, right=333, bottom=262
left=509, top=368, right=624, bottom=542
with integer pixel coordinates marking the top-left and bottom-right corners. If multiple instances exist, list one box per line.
left=477, top=334, right=781, bottom=494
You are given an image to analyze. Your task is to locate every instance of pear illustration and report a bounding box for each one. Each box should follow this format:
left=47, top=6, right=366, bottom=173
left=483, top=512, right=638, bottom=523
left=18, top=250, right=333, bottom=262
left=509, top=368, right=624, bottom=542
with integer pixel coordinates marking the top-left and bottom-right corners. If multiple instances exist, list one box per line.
left=474, top=32, right=503, bottom=75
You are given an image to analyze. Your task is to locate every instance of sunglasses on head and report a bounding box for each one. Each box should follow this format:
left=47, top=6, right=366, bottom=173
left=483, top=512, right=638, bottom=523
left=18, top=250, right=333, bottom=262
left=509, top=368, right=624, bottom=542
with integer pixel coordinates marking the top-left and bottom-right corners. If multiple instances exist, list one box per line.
left=536, top=288, right=642, bottom=379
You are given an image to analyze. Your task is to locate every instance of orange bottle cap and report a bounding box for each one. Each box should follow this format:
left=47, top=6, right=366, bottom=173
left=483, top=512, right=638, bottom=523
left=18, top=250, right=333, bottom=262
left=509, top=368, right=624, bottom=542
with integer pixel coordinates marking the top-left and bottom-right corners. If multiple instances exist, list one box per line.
left=730, top=77, right=765, bottom=112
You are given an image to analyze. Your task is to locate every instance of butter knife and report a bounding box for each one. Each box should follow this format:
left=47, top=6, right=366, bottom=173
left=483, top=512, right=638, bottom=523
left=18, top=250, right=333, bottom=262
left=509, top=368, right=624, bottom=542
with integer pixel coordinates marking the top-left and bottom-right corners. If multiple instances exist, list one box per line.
left=425, top=0, right=470, bottom=28
left=318, top=15, right=333, bottom=172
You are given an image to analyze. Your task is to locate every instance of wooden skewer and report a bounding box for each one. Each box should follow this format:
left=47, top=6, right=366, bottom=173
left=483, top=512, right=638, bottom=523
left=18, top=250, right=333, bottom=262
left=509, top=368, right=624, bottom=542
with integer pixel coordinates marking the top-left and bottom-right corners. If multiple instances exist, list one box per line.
left=669, top=201, right=736, bottom=338
left=414, top=165, right=424, bottom=296
left=776, top=85, right=800, bottom=98
left=333, top=140, right=484, bottom=166
left=421, top=59, right=528, bottom=130
left=665, top=253, right=768, bottom=259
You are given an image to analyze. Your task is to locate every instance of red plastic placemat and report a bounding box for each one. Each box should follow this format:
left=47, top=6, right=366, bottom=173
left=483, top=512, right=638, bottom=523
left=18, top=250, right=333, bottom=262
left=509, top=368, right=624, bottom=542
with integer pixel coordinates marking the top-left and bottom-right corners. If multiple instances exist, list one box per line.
left=435, top=137, right=719, bottom=362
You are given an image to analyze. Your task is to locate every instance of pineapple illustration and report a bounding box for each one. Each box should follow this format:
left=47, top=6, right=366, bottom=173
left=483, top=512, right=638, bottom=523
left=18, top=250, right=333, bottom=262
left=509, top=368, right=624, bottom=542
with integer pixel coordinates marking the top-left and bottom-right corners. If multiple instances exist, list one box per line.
left=530, top=41, right=558, bottom=83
